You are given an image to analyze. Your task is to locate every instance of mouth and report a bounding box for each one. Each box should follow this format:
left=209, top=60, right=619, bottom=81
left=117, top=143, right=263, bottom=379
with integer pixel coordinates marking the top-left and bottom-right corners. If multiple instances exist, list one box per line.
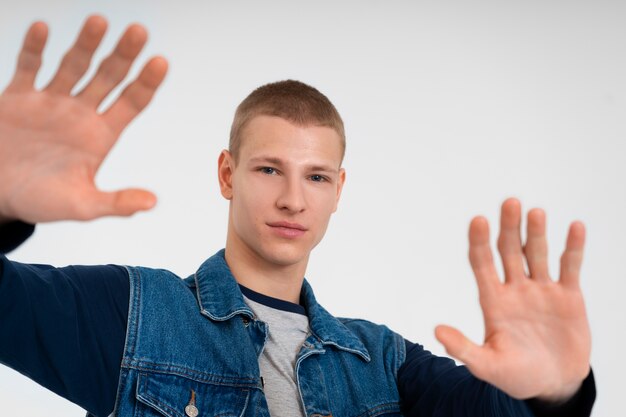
left=266, top=221, right=308, bottom=238
left=267, top=221, right=308, bottom=231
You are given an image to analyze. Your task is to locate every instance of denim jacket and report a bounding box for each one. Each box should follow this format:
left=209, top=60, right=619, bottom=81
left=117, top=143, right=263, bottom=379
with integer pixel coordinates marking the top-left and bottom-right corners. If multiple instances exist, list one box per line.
left=112, top=249, right=406, bottom=417
left=0, top=223, right=597, bottom=417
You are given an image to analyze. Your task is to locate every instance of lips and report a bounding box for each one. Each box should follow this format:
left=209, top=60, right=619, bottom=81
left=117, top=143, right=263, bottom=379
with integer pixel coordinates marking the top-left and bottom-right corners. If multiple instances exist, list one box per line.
left=266, top=221, right=308, bottom=231
left=267, top=221, right=308, bottom=238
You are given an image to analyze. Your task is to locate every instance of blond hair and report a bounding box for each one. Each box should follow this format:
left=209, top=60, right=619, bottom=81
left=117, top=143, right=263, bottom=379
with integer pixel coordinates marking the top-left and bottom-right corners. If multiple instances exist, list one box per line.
left=229, top=80, right=345, bottom=163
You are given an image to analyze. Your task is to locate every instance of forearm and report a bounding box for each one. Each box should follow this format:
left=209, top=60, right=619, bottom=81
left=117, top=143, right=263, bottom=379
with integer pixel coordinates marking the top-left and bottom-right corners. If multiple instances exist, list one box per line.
left=0, top=255, right=130, bottom=416
left=397, top=340, right=596, bottom=417
left=398, top=349, right=535, bottom=416
left=526, top=369, right=596, bottom=417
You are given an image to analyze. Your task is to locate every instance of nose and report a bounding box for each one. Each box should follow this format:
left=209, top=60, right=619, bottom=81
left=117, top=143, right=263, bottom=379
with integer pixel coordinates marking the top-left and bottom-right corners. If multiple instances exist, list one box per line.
left=276, top=177, right=306, bottom=213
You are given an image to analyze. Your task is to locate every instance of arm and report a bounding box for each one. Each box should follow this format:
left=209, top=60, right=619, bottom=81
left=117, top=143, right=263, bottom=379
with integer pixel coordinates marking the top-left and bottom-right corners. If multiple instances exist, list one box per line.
left=398, top=340, right=596, bottom=417
left=0, top=221, right=35, bottom=253
left=426, top=199, right=594, bottom=411
left=0, top=15, right=166, bottom=416
left=525, top=370, right=596, bottom=417
left=398, top=340, right=534, bottom=416
left=0, top=255, right=129, bottom=417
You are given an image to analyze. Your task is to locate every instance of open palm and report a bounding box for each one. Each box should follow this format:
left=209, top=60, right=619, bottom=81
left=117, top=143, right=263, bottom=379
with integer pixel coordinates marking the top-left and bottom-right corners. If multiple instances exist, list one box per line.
left=436, top=198, right=591, bottom=402
left=0, top=15, right=167, bottom=223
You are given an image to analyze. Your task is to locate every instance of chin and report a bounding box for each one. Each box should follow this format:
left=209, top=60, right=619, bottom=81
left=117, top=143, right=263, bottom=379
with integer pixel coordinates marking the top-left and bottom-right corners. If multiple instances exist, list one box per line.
left=257, top=241, right=310, bottom=267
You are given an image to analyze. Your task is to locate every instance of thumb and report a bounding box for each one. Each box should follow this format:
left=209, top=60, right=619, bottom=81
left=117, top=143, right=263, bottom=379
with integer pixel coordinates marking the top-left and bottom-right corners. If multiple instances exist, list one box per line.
left=435, top=324, right=482, bottom=367
left=90, top=188, right=157, bottom=218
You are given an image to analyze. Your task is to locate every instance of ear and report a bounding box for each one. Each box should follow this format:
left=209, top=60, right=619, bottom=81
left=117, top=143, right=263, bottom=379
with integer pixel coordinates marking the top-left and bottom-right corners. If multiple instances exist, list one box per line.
left=332, top=168, right=346, bottom=212
left=218, top=150, right=235, bottom=200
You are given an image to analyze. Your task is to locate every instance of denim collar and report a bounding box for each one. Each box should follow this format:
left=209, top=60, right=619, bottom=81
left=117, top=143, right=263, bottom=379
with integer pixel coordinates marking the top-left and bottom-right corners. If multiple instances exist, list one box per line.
left=193, top=249, right=370, bottom=362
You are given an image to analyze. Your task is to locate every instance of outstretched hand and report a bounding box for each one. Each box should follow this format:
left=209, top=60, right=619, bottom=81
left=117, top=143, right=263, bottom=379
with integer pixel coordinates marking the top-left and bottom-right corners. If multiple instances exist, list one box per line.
left=435, top=198, right=591, bottom=403
left=0, top=15, right=168, bottom=223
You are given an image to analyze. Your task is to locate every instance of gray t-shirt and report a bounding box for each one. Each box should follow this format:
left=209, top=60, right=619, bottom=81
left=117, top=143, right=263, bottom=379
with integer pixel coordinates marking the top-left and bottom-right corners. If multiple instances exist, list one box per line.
left=242, top=289, right=310, bottom=417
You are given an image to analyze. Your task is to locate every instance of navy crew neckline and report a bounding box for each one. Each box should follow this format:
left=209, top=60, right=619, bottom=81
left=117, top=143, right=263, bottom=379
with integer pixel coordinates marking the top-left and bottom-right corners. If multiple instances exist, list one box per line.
left=238, top=284, right=307, bottom=316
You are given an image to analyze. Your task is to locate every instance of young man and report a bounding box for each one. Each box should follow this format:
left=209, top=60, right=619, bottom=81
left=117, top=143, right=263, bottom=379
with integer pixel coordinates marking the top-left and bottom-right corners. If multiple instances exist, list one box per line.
left=0, top=15, right=595, bottom=417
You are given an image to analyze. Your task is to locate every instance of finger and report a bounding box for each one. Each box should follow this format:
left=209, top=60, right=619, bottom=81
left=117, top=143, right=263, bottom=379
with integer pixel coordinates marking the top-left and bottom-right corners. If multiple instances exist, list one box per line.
left=559, top=221, right=586, bottom=288
left=523, top=208, right=550, bottom=282
left=468, top=216, right=500, bottom=294
left=497, top=198, right=526, bottom=283
left=86, top=188, right=157, bottom=219
left=44, top=15, right=108, bottom=95
left=101, top=56, right=168, bottom=136
left=5, top=21, right=48, bottom=93
left=76, top=23, right=148, bottom=107
left=435, top=325, right=487, bottom=376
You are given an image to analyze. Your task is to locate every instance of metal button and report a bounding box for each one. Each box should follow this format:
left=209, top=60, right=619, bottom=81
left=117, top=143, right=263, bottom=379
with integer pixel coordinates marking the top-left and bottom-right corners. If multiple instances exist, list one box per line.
left=185, top=405, right=199, bottom=417
left=185, top=390, right=199, bottom=417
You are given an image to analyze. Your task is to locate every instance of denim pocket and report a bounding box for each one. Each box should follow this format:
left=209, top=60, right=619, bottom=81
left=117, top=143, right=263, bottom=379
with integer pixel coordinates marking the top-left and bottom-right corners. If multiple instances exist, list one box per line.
left=135, top=372, right=250, bottom=417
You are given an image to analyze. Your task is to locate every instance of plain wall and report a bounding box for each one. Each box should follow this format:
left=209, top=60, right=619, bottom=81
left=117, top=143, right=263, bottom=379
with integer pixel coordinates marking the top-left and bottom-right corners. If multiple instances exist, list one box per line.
left=1, top=1, right=624, bottom=415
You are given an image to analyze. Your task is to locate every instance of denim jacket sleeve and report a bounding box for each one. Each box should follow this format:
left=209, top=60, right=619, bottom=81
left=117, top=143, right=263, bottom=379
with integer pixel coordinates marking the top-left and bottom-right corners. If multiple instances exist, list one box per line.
left=397, top=340, right=596, bottom=417
left=0, top=224, right=129, bottom=417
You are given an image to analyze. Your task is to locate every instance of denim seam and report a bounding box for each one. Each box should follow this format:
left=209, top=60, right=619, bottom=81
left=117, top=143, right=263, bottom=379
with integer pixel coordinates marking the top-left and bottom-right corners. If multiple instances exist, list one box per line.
left=137, top=374, right=252, bottom=417
left=109, top=266, right=141, bottom=417
left=122, top=364, right=260, bottom=388
left=194, top=272, right=254, bottom=322
left=234, top=389, right=250, bottom=417
left=308, top=328, right=369, bottom=362
left=394, top=332, right=406, bottom=383
left=321, top=340, right=371, bottom=362
left=124, top=266, right=141, bottom=357
left=353, top=401, right=401, bottom=417
left=137, top=374, right=184, bottom=417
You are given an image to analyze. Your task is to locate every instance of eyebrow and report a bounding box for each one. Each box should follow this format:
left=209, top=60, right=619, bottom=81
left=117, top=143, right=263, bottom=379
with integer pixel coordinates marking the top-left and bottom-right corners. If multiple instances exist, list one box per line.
left=248, top=156, right=339, bottom=173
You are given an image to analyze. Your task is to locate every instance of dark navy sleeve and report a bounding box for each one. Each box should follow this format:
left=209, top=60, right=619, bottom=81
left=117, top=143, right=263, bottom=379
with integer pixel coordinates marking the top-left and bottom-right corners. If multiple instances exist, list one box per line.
left=397, top=340, right=596, bottom=417
left=0, top=221, right=35, bottom=253
left=525, top=368, right=596, bottom=417
left=0, top=254, right=130, bottom=417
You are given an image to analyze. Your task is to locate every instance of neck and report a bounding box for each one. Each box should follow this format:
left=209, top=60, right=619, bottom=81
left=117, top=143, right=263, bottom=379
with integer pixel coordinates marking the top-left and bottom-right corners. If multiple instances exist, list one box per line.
left=224, top=233, right=308, bottom=305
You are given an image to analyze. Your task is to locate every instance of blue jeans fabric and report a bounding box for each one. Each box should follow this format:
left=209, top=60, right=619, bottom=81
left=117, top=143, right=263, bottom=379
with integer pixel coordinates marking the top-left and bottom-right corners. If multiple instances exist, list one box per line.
left=113, top=249, right=405, bottom=416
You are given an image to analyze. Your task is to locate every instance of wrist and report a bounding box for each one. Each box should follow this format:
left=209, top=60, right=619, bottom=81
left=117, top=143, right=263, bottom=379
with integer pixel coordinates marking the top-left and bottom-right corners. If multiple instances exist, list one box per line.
left=534, top=369, right=589, bottom=405
left=0, top=199, right=18, bottom=225
left=0, top=212, right=14, bottom=226
left=535, top=383, right=582, bottom=405
left=526, top=368, right=596, bottom=417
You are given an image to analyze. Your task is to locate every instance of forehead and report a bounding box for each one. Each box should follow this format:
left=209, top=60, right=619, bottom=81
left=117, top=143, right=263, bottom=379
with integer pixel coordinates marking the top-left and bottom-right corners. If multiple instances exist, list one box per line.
left=238, top=115, right=343, bottom=168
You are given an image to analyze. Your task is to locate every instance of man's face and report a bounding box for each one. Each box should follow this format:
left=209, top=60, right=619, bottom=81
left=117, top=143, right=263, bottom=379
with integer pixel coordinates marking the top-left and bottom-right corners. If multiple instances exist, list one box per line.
left=219, top=115, right=345, bottom=268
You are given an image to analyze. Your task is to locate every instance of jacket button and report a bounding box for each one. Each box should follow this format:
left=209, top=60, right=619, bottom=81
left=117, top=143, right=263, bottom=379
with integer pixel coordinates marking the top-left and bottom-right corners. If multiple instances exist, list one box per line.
left=185, top=405, right=199, bottom=417
left=185, top=390, right=199, bottom=417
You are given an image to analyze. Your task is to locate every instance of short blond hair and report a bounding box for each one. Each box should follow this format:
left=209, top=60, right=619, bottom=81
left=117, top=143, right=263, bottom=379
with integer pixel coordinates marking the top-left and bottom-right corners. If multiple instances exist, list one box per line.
left=229, top=80, right=345, bottom=163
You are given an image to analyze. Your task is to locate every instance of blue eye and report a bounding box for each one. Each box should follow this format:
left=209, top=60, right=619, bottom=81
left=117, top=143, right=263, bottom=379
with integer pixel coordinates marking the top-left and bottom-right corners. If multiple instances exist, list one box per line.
left=260, top=167, right=277, bottom=175
left=310, top=175, right=326, bottom=182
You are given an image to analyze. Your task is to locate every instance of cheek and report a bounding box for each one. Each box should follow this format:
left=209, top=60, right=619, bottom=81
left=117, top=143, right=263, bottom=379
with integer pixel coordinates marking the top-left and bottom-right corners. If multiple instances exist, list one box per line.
left=247, top=177, right=278, bottom=207
left=307, top=188, right=339, bottom=221
left=233, top=176, right=275, bottom=219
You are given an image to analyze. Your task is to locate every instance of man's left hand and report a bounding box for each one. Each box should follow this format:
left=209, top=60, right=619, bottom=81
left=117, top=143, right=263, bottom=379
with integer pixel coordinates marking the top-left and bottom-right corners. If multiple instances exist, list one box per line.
left=435, top=197, right=591, bottom=403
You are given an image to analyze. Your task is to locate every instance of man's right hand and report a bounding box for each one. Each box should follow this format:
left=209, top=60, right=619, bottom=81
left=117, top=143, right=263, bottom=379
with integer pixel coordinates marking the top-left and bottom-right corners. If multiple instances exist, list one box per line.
left=0, top=15, right=168, bottom=224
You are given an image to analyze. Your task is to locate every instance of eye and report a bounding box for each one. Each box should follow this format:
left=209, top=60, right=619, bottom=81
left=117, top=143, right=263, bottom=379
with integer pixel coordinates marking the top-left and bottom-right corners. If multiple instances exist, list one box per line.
left=310, top=174, right=327, bottom=183
left=259, top=167, right=277, bottom=175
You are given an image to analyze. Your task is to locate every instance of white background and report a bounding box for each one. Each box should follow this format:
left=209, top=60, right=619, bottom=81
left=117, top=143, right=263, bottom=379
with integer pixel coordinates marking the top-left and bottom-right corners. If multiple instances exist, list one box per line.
left=1, top=1, right=624, bottom=415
